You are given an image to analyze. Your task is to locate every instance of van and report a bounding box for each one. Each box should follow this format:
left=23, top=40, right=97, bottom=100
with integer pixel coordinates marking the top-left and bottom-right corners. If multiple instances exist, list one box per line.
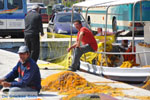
left=0, top=0, right=27, bottom=38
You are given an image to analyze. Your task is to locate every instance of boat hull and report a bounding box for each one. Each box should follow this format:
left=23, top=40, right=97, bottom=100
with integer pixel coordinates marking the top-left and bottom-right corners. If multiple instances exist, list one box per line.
left=80, top=61, right=150, bottom=82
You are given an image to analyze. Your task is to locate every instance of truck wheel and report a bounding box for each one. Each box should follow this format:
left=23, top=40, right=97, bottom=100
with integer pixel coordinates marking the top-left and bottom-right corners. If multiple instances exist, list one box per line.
left=11, top=32, right=24, bottom=38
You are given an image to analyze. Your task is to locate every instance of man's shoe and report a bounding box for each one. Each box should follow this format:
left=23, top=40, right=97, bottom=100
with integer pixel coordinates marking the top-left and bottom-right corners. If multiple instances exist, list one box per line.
left=77, top=66, right=80, bottom=70
left=1, top=87, right=9, bottom=96
left=67, top=68, right=76, bottom=72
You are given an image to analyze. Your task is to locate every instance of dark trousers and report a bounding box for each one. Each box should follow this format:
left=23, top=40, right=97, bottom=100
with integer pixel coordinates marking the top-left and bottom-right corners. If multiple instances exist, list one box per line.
left=25, top=35, right=40, bottom=62
left=71, top=44, right=94, bottom=70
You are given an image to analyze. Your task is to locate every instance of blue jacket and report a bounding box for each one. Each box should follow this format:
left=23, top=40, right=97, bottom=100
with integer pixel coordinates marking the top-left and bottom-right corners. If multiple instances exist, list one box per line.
left=5, top=58, right=41, bottom=92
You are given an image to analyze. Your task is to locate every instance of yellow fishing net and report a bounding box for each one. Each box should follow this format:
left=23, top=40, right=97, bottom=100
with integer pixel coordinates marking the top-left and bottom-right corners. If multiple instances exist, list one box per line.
left=38, top=32, right=115, bottom=69
left=120, top=61, right=133, bottom=68
left=80, top=41, right=113, bottom=66
left=39, top=32, right=75, bottom=69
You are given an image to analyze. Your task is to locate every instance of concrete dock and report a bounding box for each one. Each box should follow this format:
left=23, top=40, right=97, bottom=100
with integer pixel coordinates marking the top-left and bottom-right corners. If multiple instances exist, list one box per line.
left=0, top=49, right=150, bottom=100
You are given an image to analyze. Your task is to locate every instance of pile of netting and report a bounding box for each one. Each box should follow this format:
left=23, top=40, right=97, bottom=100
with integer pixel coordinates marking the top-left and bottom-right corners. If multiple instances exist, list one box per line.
left=41, top=71, right=92, bottom=91
left=41, top=71, right=125, bottom=100
left=41, top=71, right=150, bottom=100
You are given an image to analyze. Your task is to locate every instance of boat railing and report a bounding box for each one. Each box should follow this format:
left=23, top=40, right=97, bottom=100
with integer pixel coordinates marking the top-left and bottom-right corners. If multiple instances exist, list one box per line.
left=81, top=50, right=150, bottom=67
left=96, top=51, right=150, bottom=55
left=91, top=50, right=150, bottom=67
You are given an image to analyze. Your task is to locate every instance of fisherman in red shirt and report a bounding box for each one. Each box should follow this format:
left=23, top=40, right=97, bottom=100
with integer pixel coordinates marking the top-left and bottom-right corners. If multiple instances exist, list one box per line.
left=124, top=42, right=136, bottom=63
left=67, top=20, right=98, bottom=71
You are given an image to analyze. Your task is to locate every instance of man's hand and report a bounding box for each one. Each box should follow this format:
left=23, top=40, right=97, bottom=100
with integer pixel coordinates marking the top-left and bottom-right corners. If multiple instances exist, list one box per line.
left=67, top=42, right=78, bottom=52
left=0, top=79, right=5, bottom=85
left=1, top=81, right=11, bottom=87
left=67, top=47, right=72, bottom=52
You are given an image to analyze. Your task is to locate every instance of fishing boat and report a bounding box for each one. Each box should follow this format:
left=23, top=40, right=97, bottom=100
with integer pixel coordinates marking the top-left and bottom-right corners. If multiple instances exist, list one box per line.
left=71, top=0, right=150, bottom=82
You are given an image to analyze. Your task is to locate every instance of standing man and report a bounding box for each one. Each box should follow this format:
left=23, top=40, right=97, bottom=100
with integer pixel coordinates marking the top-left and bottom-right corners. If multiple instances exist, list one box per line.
left=67, top=20, right=98, bottom=71
left=24, top=5, right=44, bottom=62
left=0, top=46, right=41, bottom=96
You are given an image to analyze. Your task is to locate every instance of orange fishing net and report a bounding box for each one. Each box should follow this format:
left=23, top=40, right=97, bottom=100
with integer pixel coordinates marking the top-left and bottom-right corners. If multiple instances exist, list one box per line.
left=41, top=71, right=150, bottom=100
left=142, top=80, right=150, bottom=90
left=41, top=71, right=124, bottom=100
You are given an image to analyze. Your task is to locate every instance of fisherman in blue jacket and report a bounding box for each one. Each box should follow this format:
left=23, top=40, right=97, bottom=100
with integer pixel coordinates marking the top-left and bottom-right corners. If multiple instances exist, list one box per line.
left=0, top=46, right=41, bottom=96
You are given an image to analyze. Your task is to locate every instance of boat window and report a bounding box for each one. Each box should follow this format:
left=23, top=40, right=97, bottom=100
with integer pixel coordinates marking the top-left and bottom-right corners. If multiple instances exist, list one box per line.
left=0, top=0, right=4, bottom=9
left=7, top=0, right=23, bottom=9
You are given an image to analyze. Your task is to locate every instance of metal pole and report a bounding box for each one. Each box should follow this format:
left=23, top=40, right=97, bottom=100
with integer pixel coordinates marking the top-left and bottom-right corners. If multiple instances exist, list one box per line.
left=140, top=1, right=142, bottom=22
left=103, top=6, right=110, bottom=66
left=71, top=6, right=74, bottom=46
left=132, top=1, right=141, bottom=52
left=132, top=1, right=143, bottom=52
left=138, top=53, right=142, bottom=66
left=105, top=6, right=110, bottom=52
left=83, top=7, right=90, bottom=62
left=85, top=7, right=90, bottom=24
left=132, top=3, right=135, bottom=52
left=144, top=50, right=148, bottom=65
left=96, top=51, right=150, bottom=55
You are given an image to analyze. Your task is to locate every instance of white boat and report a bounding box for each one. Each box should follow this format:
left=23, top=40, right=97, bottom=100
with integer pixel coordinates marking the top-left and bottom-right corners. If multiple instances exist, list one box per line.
left=80, top=61, right=150, bottom=82
left=72, top=0, right=150, bottom=82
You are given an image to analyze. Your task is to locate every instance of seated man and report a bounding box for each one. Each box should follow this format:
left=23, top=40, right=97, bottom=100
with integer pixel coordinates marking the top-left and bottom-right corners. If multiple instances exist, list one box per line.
left=0, top=46, right=41, bottom=96
left=96, top=28, right=103, bottom=36
left=96, top=27, right=125, bottom=42
left=119, top=40, right=128, bottom=52
left=124, top=42, right=136, bottom=63
left=96, top=28, right=125, bottom=36
left=67, top=20, right=98, bottom=71
left=110, top=40, right=128, bottom=67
